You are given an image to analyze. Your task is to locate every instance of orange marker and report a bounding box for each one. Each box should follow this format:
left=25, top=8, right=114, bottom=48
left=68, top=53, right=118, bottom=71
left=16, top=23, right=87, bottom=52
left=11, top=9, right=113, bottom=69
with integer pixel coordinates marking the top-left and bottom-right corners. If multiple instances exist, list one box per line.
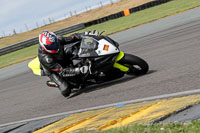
left=124, top=9, right=130, bottom=16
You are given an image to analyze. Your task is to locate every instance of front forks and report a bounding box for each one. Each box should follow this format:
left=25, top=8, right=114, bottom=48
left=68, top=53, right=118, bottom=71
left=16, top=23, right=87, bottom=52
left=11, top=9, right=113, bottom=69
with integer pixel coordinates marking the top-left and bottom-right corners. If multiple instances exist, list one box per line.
left=113, top=51, right=129, bottom=72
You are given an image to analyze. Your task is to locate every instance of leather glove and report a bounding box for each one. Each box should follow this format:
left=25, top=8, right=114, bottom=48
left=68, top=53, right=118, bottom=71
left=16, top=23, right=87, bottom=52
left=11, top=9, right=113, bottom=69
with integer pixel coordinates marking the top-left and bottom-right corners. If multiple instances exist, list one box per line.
left=84, top=30, right=99, bottom=36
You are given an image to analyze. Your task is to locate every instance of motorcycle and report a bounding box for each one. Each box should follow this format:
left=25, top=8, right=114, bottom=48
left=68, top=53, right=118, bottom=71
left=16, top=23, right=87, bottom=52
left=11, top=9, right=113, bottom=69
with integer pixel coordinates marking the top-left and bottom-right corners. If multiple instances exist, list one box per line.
left=28, top=32, right=149, bottom=95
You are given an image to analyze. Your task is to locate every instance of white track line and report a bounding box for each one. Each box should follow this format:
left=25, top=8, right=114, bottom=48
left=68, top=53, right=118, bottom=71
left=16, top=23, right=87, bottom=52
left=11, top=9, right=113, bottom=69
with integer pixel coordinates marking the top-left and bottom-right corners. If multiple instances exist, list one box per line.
left=1, top=89, right=200, bottom=128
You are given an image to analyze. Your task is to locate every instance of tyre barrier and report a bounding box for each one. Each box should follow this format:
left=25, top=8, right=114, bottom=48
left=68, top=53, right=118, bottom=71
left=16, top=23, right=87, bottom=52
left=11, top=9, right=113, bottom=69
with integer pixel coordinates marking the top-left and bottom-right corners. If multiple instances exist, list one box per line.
left=129, top=0, right=173, bottom=13
left=84, top=11, right=124, bottom=27
left=0, top=0, right=173, bottom=56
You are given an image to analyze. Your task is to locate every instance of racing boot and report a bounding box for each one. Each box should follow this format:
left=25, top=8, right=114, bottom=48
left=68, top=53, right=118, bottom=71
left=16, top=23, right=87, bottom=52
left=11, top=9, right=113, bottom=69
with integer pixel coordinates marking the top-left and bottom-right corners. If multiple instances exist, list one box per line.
left=46, top=80, right=58, bottom=87
left=50, top=73, right=71, bottom=97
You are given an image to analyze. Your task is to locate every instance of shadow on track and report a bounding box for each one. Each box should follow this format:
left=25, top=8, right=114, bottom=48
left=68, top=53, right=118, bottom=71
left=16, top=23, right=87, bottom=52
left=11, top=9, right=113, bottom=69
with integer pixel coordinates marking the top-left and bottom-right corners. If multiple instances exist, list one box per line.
left=67, top=70, right=156, bottom=99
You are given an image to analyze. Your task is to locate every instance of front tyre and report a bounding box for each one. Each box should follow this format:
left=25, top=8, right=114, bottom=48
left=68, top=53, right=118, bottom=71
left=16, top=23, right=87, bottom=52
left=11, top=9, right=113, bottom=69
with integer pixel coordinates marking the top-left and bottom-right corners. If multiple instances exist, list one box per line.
left=119, top=53, right=149, bottom=75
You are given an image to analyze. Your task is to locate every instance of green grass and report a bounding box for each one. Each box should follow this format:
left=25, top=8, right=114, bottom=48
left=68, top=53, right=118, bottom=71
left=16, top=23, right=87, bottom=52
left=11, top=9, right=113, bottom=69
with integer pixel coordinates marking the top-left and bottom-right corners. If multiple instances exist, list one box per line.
left=77, top=121, right=200, bottom=133
left=1, top=0, right=200, bottom=68
left=0, top=45, right=38, bottom=68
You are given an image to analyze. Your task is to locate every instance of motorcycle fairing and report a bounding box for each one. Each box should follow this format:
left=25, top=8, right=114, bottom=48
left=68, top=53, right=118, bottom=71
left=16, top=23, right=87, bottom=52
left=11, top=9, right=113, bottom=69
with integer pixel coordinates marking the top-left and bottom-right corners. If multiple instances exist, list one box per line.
left=28, top=56, right=42, bottom=76
left=96, top=39, right=120, bottom=56
left=93, top=54, right=117, bottom=71
left=78, top=37, right=119, bottom=58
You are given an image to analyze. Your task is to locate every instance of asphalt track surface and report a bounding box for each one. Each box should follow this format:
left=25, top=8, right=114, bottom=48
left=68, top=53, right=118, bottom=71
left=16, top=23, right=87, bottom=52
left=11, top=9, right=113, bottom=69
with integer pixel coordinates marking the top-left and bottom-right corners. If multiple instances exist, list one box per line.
left=1, top=8, right=200, bottom=125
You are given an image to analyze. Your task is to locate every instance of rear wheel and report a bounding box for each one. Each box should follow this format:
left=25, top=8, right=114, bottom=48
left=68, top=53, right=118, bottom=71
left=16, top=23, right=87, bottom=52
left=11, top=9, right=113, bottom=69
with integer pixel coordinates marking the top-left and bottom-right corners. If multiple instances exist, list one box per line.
left=119, top=53, right=149, bottom=75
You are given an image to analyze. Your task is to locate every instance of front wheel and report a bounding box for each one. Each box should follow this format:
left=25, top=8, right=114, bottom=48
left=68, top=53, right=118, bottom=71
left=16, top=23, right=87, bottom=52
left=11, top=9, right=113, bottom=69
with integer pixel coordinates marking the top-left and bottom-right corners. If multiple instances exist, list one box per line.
left=119, top=53, right=149, bottom=75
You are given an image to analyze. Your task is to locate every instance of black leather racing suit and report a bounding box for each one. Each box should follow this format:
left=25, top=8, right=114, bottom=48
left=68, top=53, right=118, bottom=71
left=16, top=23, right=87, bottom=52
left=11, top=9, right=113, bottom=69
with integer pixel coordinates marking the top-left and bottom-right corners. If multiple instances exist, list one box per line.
left=38, top=34, right=81, bottom=96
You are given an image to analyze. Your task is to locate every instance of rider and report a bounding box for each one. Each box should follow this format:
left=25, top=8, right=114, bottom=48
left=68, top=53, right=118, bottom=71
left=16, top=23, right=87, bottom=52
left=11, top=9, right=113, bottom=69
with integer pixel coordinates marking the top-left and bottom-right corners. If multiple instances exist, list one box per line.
left=38, top=31, right=97, bottom=97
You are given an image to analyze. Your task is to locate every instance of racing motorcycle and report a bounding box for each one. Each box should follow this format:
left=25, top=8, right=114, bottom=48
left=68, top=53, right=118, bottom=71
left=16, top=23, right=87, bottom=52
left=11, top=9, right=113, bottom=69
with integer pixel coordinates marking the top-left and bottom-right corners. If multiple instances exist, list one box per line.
left=29, top=32, right=149, bottom=94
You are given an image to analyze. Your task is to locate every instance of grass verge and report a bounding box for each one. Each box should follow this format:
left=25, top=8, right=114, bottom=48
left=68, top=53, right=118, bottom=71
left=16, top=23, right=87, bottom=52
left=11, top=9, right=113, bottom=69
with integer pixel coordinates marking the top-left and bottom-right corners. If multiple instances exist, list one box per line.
left=1, top=0, right=200, bottom=69
left=77, top=120, right=200, bottom=133
left=0, top=45, right=38, bottom=69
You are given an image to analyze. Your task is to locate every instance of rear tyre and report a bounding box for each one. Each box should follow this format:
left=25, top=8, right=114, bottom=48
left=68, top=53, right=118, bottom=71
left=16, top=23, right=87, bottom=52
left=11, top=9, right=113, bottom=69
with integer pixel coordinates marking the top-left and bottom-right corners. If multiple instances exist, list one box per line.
left=120, top=53, right=149, bottom=75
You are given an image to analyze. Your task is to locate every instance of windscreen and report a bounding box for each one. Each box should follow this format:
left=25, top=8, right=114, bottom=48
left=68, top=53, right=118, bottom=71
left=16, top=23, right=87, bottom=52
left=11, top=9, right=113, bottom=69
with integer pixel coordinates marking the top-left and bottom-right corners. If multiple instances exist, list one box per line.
left=78, top=37, right=99, bottom=57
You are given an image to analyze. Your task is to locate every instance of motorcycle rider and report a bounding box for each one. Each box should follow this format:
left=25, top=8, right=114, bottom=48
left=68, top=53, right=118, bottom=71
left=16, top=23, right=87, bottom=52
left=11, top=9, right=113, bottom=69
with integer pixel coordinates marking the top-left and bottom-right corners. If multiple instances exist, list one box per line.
left=38, top=31, right=97, bottom=97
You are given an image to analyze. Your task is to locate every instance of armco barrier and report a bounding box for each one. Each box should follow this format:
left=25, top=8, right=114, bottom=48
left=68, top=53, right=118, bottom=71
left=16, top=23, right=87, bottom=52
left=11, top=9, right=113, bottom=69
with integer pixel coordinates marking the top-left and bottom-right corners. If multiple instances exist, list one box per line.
left=0, top=37, right=38, bottom=56
left=0, top=23, right=85, bottom=56
left=0, top=0, right=173, bottom=56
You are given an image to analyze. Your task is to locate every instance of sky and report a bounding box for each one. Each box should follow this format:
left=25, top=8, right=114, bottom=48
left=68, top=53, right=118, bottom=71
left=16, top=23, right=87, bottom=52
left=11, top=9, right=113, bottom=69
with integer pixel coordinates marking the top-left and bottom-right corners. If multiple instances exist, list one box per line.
left=0, top=0, right=119, bottom=37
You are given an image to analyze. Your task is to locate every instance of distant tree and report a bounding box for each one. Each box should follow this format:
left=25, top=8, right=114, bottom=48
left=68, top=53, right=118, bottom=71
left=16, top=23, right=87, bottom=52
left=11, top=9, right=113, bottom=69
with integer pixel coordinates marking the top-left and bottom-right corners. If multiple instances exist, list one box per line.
left=25, top=24, right=29, bottom=31
left=2, top=31, right=5, bottom=37
left=13, top=29, right=17, bottom=35
left=100, top=1, right=103, bottom=7
left=43, top=19, right=46, bottom=25
left=110, top=0, right=113, bottom=4
left=69, top=11, right=73, bottom=17
left=36, top=22, right=39, bottom=28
